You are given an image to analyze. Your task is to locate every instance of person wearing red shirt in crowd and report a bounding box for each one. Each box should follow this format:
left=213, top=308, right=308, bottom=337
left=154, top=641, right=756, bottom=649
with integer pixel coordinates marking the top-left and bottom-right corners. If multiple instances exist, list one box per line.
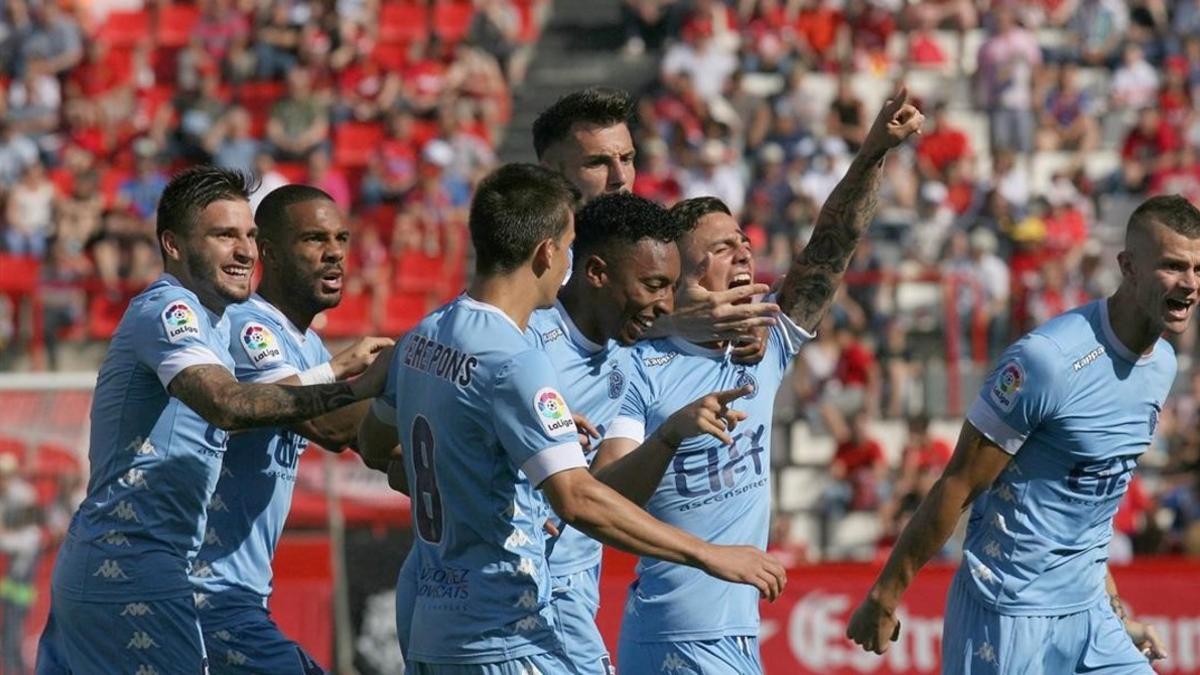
left=835, top=324, right=880, bottom=413
left=1120, top=107, right=1183, bottom=192
left=1149, top=147, right=1200, bottom=203
left=361, top=110, right=420, bottom=206
left=336, top=55, right=401, bottom=123
left=1110, top=475, right=1151, bottom=564
left=826, top=410, right=889, bottom=517
left=849, top=0, right=896, bottom=72
left=1042, top=190, right=1089, bottom=257
left=794, top=0, right=847, bottom=68
left=631, top=136, right=682, bottom=205
left=916, top=102, right=971, bottom=182
left=878, top=414, right=953, bottom=558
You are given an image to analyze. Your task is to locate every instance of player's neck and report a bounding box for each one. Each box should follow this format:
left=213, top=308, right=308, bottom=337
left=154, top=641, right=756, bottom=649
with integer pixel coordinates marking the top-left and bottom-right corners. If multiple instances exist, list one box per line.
left=1106, top=292, right=1158, bottom=356
left=557, top=281, right=607, bottom=345
left=468, top=275, right=541, bottom=331
left=256, top=281, right=314, bottom=332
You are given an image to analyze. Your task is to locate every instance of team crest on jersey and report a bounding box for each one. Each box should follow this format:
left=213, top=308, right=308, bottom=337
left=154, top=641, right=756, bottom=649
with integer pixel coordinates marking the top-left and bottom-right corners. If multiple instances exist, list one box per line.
left=989, top=361, right=1024, bottom=412
left=240, top=322, right=284, bottom=367
left=607, top=368, right=626, bottom=400
left=735, top=369, right=758, bottom=399
left=161, top=301, right=201, bottom=343
left=533, top=387, right=575, bottom=437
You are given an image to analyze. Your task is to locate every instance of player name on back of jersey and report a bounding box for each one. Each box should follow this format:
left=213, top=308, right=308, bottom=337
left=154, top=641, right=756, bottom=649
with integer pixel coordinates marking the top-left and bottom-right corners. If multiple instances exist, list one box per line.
left=402, top=333, right=479, bottom=387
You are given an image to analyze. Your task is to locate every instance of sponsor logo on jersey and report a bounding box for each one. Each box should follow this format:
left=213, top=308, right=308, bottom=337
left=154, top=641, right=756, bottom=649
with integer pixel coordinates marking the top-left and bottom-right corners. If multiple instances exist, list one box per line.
left=1072, top=346, right=1105, bottom=371
left=643, top=353, right=677, bottom=368
left=240, top=322, right=285, bottom=367
left=989, top=361, right=1024, bottom=412
left=540, top=328, right=564, bottom=344
left=161, top=301, right=201, bottom=343
left=533, top=387, right=575, bottom=437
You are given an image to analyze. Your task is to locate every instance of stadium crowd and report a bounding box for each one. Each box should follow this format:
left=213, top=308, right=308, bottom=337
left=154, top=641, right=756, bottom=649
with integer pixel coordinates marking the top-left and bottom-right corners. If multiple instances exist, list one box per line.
left=0, top=0, right=1199, bottom=611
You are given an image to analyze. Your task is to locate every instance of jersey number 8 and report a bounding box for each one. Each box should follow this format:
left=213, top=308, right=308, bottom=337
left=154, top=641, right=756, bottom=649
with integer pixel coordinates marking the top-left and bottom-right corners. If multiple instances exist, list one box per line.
left=412, top=415, right=444, bottom=544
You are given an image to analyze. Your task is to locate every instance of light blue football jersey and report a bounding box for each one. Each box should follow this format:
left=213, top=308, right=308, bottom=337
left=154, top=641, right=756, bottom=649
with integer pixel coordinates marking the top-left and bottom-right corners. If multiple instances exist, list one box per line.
left=964, top=299, right=1177, bottom=615
left=606, top=304, right=811, bottom=642
left=52, top=274, right=236, bottom=602
left=530, top=302, right=632, bottom=577
left=191, top=294, right=332, bottom=618
left=374, top=294, right=587, bottom=664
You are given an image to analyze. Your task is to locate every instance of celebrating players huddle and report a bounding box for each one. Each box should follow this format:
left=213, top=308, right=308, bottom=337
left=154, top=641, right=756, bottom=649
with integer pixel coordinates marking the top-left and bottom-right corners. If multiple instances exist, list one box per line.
left=32, top=82, right=1200, bottom=675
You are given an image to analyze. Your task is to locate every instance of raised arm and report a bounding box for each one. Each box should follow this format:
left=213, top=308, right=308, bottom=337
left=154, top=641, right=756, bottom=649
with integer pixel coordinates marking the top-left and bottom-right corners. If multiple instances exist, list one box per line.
left=167, top=351, right=389, bottom=432
left=776, top=88, right=924, bottom=333
left=845, top=421, right=1010, bottom=654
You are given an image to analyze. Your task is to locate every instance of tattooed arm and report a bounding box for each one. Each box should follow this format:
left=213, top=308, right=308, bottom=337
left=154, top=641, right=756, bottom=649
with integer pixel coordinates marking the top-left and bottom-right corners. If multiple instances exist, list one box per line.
left=168, top=350, right=390, bottom=431
left=776, top=89, right=924, bottom=333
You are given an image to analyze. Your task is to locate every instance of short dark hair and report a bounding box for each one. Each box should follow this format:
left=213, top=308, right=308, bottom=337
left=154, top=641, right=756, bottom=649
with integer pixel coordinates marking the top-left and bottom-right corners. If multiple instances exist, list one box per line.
left=668, top=196, right=732, bottom=232
left=156, top=166, right=256, bottom=242
left=532, top=87, right=633, bottom=159
left=574, top=192, right=679, bottom=268
left=470, top=163, right=580, bottom=276
left=254, top=184, right=336, bottom=243
left=1127, top=194, right=1200, bottom=243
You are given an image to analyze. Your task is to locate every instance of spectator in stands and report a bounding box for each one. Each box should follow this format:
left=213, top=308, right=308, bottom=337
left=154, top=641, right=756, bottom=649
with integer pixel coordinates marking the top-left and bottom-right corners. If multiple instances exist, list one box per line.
left=254, top=0, right=301, bottom=80
left=8, top=0, right=83, bottom=77
left=1110, top=475, right=1152, bottom=563
left=681, top=139, right=744, bottom=216
left=248, top=151, right=289, bottom=213
left=661, top=18, right=737, bottom=103
left=1037, top=63, right=1100, bottom=151
left=336, top=50, right=402, bottom=123
left=916, top=101, right=972, bottom=182
left=116, top=146, right=169, bottom=224
left=195, top=0, right=249, bottom=64
left=206, top=106, right=261, bottom=174
left=904, top=13, right=950, bottom=69
left=1118, top=106, right=1180, bottom=193
left=1025, top=256, right=1089, bottom=326
left=467, top=0, right=529, bottom=84
left=848, top=0, right=895, bottom=73
left=175, top=71, right=228, bottom=162
left=267, top=68, right=329, bottom=161
left=54, top=168, right=103, bottom=253
left=436, top=106, right=497, bottom=207
left=988, top=148, right=1031, bottom=212
left=975, top=6, right=1040, bottom=155
left=820, top=409, right=889, bottom=552
left=1161, top=467, right=1200, bottom=555
left=7, top=59, right=63, bottom=147
left=361, top=110, right=420, bottom=206
left=395, top=140, right=459, bottom=258
left=905, top=0, right=977, bottom=32
left=0, top=120, right=38, bottom=186
left=793, top=0, right=847, bottom=70
left=0, top=453, right=40, bottom=675
left=826, top=74, right=866, bottom=152
left=1111, top=43, right=1160, bottom=112
left=41, top=231, right=93, bottom=369
left=620, top=0, right=681, bottom=56
left=885, top=413, right=952, bottom=520
left=632, top=136, right=682, bottom=206
left=1065, top=0, right=1129, bottom=67
left=306, top=148, right=351, bottom=210
left=4, top=160, right=54, bottom=258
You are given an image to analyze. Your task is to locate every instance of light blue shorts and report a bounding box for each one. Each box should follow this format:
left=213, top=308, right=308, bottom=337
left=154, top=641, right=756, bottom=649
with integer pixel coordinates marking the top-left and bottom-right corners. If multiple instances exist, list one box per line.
left=617, top=635, right=761, bottom=675
left=408, top=650, right=577, bottom=675
left=36, top=592, right=208, bottom=674
left=550, top=564, right=612, bottom=675
left=943, top=568, right=1155, bottom=675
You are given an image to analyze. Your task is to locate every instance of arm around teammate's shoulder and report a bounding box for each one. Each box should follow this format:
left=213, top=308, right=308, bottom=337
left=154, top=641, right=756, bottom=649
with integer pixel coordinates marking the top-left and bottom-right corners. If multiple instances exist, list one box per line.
left=846, top=422, right=1012, bottom=654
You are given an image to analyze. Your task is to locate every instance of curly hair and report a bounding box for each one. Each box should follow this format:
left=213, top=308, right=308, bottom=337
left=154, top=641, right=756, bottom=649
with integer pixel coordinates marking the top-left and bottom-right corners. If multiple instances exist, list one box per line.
left=574, top=192, right=680, bottom=266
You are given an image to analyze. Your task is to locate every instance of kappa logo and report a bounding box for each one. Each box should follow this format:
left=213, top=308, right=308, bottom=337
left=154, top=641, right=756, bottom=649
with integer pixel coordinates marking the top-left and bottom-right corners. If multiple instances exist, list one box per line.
left=989, top=361, right=1024, bottom=412
left=1073, top=346, right=1105, bottom=371
left=983, top=540, right=1003, bottom=558
left=109, top=500, right=140, bottom=522
left=533, top=387, right=575, bottom=437
left=204, top=527, right=224, bottom=547
left=121, top=468, right=149, bottom=490
left=643, top=353, right=677, bottom=368
left=101, top=530, right=131, bottom=546
left=94, top=560, right=129, bottom=580
left=515, top=558, right=537, bottom=577
left=512, top=615, right=542, bottom=634
left=221, top=464, right=234, bottom=478
left=193, top=592, right=212, bottom=609
left=161, top=301, right=201, bottom=344
left=135, top=666, right=159, bottom=675
left=972, top=561, right=995, bottom=582
left=503, top=501, right=524, bottom=519
left=121, top=603, right=154, bottom=617
left=126, top=631, right=159, bottom=650
left=125, top=436, right=156, bottom=456
left=225, top=650, right=248, bottom=666
left=661, top=652, right=688, bottom=673
left=540, top=328, right=564, bottom=344
left=209, top=494, right=229, bottom=512
left=992, top=484, right=1016, bottom=503
left=975, top=641, right=998, bottom=665
left=504, top=528, right=533, bottom=550
left=240, top=322, right=284, bottom=367
left=191, top=560, right=214, bottom=578
left=213, top=630, right=232, bottom=642
left=515, top=590, right=538, bottom=609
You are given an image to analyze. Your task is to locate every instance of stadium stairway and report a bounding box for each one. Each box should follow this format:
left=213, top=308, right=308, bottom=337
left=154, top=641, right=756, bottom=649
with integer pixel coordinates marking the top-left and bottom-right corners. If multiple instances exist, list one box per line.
left=497, top=0, right=659, bottom=163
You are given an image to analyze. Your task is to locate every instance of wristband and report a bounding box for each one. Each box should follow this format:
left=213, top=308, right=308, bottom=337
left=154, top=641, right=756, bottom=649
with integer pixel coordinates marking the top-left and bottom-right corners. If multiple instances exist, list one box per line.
left=297, top=362, right=335, bottom=385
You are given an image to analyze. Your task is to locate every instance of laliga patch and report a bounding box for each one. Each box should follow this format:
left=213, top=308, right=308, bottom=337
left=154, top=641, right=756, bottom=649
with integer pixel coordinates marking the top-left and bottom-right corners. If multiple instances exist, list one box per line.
left=989, top=361, right=1024, bottom=412
left=533, top=387, right=576, bottom=437
left=161, top=301, right=201, bottom=343
left=240, top=322, right=285, bottom=368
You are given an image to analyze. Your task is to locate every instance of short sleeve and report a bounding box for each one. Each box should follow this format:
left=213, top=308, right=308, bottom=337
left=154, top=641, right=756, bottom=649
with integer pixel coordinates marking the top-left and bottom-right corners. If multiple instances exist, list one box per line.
left=764, top=292, right=816, bottom=367
left=229, top=318, right=301, bottom=383
left=966, top=334, right=1064, bottom=455
left=133, top=294, right=228, bottom=388
left=605, top=358, right=652, bottom=444
left=492, top=349, right=586, bottom=486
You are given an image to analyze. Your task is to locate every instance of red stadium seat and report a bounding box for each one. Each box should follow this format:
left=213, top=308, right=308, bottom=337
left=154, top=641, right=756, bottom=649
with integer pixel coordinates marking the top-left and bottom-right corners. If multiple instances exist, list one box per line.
left=0, top=255, right=40, bottom=295
left=379, top=2, right=429, bottom=44
left=318, top=290, right=372, bottom=338
left=433, top=1, right=474, bottom=44
left=157, top=4, right=201, bottom=49
left=371, top=42, right=410, bottom=71
left=334, top=122, right=386, bottom=169
left=97, top=10, right=151, bottom=49
left=88, top=292, right=133, bottom=340
left=238, top=80, right=287, bottom=116
left=99, top=168, right=132, bottom=209
left=275, top=162, right=307, bottom=183
left=378, top=290, right=429, bottom=336
left=393, top=251, right=445, bottom=293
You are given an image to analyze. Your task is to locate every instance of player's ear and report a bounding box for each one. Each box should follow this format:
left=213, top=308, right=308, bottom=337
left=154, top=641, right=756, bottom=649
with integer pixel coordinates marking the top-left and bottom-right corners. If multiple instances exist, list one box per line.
left=531, top=237, right=554, bottom=276
left=584, top=254, right=608, bottom=289
left=160, top=228, right=183, bottom=263
left=1116, top=250, right=1134, bottom=280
